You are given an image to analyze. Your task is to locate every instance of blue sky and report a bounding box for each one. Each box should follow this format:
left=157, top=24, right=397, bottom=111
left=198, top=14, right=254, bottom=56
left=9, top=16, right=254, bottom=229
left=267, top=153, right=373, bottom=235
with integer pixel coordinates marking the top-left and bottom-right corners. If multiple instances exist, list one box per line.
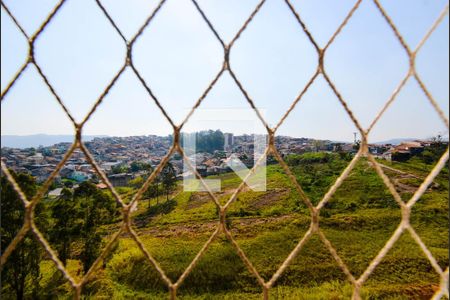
left=1, top=0, right=449, bottom=143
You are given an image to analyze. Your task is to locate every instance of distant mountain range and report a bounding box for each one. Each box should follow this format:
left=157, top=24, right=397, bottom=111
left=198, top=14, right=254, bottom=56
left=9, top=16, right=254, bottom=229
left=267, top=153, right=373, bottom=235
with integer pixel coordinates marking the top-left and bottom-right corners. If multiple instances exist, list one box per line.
left=372, top=138, right=419, bottom=145
left=373, top=137, right=449, bottom=145
left=1, top=134, right=108, bottom=149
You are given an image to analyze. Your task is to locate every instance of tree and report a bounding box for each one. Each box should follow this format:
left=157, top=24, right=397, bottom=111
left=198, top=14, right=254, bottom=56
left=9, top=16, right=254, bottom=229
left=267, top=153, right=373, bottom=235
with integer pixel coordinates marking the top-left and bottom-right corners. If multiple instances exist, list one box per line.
left=418, top=136, right=448, bottom=165
left=144, top=179, right=160, bottom=207
left=130, top=161, right=152, bottom=173
left=1, top=172, right=42, bottom=300
left=161, top=163, right=177, bottom=201
left=142, top=166, right=161, bottom=206
left=431, top=134, right=443, bottom=144
left=49, top=188, right=78, bottom=266
left=128, top=176, right=144, bottom=189
left=353, top=140, right=361, bottom=151
left=111, top=164, right=130, bottom=174
left=129, top=163, right=154, bottom=190
left=71, top=182, right=117, bottom=273
left=313, top=140, right=324, bottom=152
left=79, top=231, right=102, bottom=274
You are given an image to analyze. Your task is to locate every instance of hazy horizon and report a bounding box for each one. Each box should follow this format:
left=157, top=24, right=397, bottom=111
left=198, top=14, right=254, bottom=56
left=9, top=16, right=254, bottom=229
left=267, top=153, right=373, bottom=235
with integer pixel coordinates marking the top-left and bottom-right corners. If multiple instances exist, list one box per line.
left=2, top=131, right=445, bottom=149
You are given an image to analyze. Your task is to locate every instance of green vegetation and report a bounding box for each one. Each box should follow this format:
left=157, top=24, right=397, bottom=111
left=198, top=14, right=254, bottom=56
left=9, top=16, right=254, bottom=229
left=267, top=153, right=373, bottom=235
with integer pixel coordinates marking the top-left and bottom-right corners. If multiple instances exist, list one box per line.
left=127, top=162, right=177, bottom=205
left=112, top=161, right=153, bottom=175
left=1, top=179, right=120, bottom=299
left=1, top=172, right=43, bottom=300
left=1, top=152, right=448, bottom=299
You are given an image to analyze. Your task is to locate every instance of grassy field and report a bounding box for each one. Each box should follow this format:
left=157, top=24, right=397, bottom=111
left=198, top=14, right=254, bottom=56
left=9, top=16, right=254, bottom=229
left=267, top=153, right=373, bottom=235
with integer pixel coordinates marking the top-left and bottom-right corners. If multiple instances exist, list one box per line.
left=16, top=153, right=450, bottom=299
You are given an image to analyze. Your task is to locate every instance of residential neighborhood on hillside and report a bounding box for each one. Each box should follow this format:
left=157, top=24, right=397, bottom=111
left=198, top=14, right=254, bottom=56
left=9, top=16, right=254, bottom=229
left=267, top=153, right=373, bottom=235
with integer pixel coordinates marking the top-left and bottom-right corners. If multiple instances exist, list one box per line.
left=2, top=132, right=445, bottom=192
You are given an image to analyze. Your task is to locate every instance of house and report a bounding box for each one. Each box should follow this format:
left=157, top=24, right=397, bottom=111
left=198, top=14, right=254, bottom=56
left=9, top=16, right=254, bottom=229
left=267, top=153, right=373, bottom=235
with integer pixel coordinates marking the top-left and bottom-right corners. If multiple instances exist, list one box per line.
left=26, top=153, right=45, bottom=164
left=392, top=142, right=424, bottom=162
left=108, top=173, right=134, bottom=187
left=196, top=166, right=208, bottom=177
left=395, top=142, right=424, bottom=155
left=96, top=183, right=108, bottom=189
left=100, top=161, right=122, bottom=172
left=380, top=149, right=393, bottom=161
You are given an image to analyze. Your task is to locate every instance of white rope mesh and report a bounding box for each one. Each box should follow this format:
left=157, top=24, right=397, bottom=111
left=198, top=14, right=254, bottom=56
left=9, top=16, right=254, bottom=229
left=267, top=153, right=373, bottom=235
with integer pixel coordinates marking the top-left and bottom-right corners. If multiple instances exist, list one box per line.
left=1, top=0, right=449, bottom=299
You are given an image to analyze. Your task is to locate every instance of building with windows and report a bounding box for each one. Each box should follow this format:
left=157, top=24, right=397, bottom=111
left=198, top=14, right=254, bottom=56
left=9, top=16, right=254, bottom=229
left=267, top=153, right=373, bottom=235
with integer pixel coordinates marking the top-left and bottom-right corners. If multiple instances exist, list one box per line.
left=224, top=133, right=234, bottom=151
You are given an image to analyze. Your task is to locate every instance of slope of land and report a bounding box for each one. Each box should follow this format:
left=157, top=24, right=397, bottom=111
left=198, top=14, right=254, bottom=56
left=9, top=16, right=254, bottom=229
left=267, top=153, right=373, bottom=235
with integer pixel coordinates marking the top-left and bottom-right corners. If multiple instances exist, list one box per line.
left=1, top=134, right=107, bottom=148
left=4, top=153, right=449, bottom=299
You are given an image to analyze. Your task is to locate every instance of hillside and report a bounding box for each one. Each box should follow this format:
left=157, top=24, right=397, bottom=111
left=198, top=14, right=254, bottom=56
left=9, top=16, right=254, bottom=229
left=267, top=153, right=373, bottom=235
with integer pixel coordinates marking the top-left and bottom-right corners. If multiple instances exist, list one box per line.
left=2, top=153, right=448, bottom=299
left=1, top=134, right=107, bottom=148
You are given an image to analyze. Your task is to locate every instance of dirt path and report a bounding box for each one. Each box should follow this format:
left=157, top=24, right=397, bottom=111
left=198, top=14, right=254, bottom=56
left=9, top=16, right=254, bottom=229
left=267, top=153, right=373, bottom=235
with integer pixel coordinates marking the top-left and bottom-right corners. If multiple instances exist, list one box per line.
left=370, top=162, right=439, bottom=194
left=376, top=163, right=423, bottom=179
left=123, top=214, right=296, bottom=239
left=186, top=185, right=253, bottom=210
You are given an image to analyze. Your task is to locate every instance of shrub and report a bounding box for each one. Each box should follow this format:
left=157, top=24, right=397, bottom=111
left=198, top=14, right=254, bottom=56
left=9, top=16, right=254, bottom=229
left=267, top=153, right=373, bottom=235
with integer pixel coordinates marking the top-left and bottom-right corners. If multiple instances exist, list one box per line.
left=148, top=199, right=177, bottom=217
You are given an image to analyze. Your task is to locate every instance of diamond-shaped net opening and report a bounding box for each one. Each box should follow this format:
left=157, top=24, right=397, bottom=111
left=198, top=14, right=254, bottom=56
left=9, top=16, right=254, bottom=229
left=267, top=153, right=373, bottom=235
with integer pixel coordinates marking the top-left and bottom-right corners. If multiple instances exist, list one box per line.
left=1, top=0, right=448, bottom=299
